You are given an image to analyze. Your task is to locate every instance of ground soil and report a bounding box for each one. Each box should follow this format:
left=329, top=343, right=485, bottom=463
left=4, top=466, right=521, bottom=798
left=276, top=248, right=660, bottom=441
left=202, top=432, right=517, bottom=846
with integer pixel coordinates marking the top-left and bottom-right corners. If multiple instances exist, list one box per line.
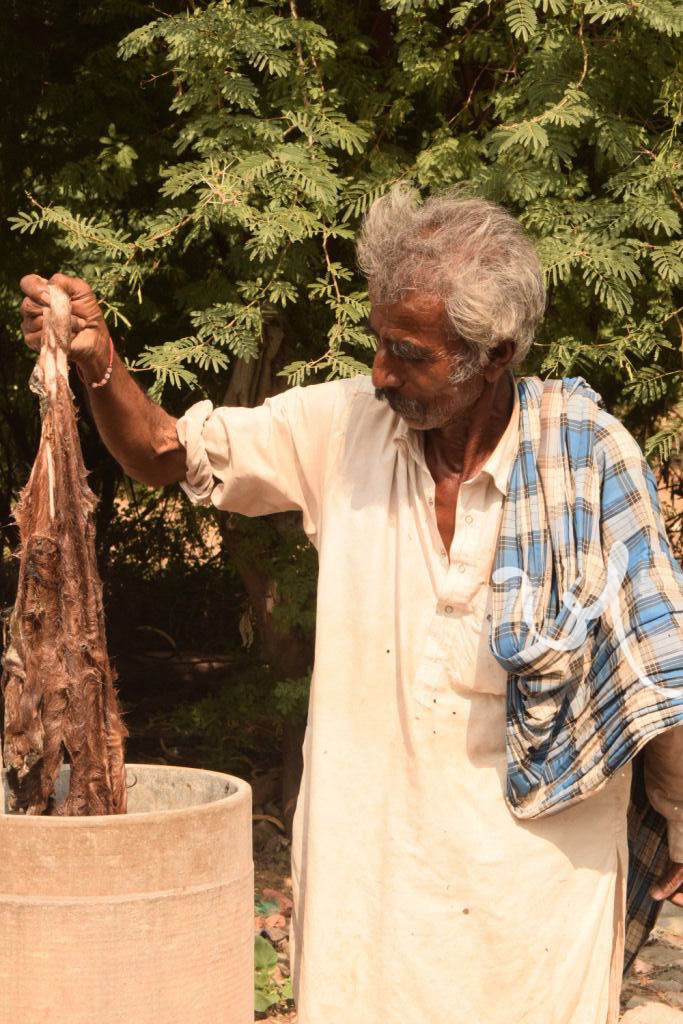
left=253, top=841, right=296, bottom=1024
left=621, top=904, right=683, bottom=1019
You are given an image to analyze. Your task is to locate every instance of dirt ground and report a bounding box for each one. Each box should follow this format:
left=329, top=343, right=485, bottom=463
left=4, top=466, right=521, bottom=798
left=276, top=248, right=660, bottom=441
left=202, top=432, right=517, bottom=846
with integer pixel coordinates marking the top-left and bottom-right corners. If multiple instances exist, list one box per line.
left=621, top=903, right=683, bottom=1019
left=253, top=836, right=683, bottom=1023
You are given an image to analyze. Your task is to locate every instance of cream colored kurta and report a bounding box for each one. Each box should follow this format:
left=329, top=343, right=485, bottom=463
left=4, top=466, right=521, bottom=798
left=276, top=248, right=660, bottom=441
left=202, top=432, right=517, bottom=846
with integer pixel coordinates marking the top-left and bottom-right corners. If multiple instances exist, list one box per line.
left=178, top=375, right=647, bottom=1024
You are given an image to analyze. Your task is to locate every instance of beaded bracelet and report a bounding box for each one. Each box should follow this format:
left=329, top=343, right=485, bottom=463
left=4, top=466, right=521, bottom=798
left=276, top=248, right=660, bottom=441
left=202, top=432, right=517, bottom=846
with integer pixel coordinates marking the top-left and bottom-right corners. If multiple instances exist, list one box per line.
left=91, top=336, right=115, bottom=389
left=76, top=336, right=114, bottom=389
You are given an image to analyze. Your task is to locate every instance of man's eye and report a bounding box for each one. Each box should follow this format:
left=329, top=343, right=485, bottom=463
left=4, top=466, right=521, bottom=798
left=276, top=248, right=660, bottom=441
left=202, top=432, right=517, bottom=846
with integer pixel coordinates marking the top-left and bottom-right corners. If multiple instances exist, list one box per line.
left=389, top=341, right=425, bottom=361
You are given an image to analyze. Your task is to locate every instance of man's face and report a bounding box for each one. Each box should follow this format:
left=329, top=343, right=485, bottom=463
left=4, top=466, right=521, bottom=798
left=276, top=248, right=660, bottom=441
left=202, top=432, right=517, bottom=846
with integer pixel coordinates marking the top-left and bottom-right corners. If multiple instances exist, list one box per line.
left=369, top=291, right=484, bottom=430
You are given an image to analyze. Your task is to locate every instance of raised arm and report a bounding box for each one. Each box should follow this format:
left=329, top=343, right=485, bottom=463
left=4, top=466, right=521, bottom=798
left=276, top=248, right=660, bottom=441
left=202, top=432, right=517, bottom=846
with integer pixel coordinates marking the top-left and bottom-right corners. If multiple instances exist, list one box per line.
left=20, top=273, right=186, bottom=486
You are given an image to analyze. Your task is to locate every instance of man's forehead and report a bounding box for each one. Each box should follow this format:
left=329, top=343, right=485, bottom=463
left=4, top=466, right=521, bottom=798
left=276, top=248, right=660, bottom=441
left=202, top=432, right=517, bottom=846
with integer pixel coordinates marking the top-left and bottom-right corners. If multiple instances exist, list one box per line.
left=369, top=291, right=446, bottom=330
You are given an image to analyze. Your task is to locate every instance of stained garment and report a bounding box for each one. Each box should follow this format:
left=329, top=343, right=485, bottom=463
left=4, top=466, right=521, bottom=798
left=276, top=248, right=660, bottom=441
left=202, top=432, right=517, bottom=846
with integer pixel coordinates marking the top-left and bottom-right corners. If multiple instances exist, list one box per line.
left=177, top=375, right=683, bottom=1024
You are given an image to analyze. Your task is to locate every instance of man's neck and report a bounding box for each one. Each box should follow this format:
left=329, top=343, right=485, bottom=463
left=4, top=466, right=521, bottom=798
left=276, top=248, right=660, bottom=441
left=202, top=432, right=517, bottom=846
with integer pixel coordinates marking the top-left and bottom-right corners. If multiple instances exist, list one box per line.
left=424, top=372, right=514, bottom=482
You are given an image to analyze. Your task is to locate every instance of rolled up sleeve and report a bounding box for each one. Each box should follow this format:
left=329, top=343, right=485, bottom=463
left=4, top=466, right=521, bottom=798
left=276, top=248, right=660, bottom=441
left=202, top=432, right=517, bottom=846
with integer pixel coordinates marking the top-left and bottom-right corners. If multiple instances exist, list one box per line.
left=176, top=399, right=215, bottom=506
left=175, top=378, right=360, bottom=541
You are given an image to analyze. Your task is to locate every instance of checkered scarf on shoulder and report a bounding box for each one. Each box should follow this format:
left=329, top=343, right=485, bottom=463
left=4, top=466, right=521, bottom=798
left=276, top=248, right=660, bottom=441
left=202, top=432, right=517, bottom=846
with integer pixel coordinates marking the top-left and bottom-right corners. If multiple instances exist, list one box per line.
left=492, top=375, right=683, bottom=969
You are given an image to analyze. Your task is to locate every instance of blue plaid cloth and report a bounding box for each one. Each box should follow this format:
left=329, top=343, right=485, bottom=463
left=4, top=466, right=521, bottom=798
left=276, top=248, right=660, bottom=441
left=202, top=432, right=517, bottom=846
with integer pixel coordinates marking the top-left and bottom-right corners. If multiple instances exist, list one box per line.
left=491, top=375, right=683, bottom=969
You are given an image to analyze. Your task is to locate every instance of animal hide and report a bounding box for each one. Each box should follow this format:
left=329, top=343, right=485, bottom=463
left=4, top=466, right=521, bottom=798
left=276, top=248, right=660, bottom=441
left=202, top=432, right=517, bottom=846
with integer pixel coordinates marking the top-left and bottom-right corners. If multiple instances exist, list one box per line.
left=1, top=285, right=127, bottom=815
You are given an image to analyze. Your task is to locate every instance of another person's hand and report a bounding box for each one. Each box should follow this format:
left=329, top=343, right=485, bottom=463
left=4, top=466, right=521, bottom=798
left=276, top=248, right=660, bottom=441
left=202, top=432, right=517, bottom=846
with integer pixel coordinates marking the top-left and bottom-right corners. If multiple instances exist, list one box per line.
left=19, top=273, right=111, bottom=374
left=650, top=857, right=683, bottom=907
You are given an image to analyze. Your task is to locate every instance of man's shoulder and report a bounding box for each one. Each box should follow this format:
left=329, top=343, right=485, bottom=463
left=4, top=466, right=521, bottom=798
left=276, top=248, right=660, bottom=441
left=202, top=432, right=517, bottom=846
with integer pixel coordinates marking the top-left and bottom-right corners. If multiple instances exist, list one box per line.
left=516, top=374, right=646, bottom=467
left=271, top=373, right=376, bottom=424
left=519, top=373, right=604, bottom=410
left=260, top=374, right=383, bottom=445
left=276, top=373, right=373, bottom=406
left=304, top=373, right=375, bottom=400
left=520, top=375, right=632, bottom=440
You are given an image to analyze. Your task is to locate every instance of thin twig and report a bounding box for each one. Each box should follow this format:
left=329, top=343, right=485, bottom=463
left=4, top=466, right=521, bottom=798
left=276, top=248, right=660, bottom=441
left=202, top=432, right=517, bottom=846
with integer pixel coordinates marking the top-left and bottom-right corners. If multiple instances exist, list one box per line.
left=321, top=232, right=341, bottom=303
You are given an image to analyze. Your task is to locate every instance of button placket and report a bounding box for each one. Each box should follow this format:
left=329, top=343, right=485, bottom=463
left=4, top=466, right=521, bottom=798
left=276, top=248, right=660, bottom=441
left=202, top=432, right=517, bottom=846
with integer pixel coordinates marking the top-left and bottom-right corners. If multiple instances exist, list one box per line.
left=446, top=480, right=486, bottom=598
left=420, top=467, right=444, bottom=563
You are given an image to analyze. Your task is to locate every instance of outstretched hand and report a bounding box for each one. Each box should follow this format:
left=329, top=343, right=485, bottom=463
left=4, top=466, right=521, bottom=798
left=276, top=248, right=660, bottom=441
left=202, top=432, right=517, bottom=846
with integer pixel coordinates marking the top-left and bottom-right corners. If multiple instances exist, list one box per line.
left=19, top=272, right=110, bottom=367
left=649, top=857, right=683, bottom=907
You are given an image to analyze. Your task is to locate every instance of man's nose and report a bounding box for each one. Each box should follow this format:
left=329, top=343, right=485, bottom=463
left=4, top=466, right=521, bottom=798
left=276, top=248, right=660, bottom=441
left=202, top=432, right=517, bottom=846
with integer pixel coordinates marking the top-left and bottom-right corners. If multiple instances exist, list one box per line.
left=372, top=347, right=402, bottom=390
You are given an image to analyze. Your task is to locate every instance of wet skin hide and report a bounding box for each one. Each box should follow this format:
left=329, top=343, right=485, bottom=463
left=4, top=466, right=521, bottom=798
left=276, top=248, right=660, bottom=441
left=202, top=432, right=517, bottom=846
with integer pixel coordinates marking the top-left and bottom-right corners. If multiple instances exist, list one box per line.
left=1, top=285, right=127, bottom=815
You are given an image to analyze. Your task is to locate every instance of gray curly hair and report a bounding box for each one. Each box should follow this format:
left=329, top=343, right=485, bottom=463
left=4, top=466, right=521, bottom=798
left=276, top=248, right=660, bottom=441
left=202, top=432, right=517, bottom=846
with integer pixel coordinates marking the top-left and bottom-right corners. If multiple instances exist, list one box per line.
left=356, top=184, right=546, bottom=369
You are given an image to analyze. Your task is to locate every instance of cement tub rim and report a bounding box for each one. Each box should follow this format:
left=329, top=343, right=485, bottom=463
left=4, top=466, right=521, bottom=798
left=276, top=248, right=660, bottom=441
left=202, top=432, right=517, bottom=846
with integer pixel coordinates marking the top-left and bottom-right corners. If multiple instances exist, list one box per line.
left=0, top=762, right=251, bottom=827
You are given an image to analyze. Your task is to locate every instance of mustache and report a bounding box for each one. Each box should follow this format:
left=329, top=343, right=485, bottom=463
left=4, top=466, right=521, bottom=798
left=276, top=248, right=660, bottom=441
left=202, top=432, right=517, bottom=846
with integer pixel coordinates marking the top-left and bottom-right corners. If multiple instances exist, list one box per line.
left=375, top=388, right=426, bottom=420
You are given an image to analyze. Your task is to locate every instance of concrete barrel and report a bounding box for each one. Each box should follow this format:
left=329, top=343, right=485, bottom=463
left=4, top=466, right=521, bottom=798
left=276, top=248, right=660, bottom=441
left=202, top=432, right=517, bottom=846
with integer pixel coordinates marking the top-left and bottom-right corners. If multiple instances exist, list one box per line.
left=0, top=764, right=253, bottom=1024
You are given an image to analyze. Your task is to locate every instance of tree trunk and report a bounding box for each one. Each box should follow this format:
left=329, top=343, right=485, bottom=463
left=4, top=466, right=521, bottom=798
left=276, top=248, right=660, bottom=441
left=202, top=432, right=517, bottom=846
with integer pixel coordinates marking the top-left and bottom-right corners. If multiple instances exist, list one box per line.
left=219, top=321, right=310, bottom=835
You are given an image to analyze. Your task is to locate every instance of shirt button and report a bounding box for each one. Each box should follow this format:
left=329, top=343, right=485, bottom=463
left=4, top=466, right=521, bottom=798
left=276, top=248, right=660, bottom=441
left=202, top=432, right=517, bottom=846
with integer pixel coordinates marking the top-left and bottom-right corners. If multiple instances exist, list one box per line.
left=428, top=496, right=434, bottom=506
left=445, top=605, right=454, bottom=614
left=465, top=514, right=473, bottom=525
left=457, top=563, right=465, bottom=573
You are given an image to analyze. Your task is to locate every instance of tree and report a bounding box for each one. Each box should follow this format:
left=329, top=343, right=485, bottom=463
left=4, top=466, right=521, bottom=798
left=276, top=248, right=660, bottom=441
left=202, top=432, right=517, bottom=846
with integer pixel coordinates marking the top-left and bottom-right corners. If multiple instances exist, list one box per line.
left=4, top=0, right=683, bottom=815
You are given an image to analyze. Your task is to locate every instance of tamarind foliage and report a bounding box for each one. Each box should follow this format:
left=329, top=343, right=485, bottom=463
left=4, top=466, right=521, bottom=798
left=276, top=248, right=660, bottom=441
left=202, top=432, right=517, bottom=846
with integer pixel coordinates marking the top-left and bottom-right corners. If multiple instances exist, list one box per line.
left=7, top=1, right=683, bottom=431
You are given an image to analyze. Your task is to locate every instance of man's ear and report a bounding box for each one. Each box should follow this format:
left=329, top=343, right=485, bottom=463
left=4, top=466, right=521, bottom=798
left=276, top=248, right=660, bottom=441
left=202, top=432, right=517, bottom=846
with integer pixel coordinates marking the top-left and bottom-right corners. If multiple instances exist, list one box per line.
left=483, top=339, right=516, bottom=380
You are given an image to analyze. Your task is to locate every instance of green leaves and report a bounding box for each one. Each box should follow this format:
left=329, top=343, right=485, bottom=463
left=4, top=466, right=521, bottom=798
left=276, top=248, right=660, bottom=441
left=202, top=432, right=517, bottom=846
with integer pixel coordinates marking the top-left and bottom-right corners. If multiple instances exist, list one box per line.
left=581, top=239, right=641, bottom=316
left=651, top=242, right=683, bottom=284
left=493, top=121, right=549, bottom=156
left=645, top=425, right=682, bottom=462
left=10, top=204, right=134, bottom=257
left=10, top=0, right=683, bottom=470
left=505, top=0, right=538, bottom=42
left=537, top=228, right=642, bottom=315
left=535, top=0, right=568, bottom=13
left=273, top=675, right=311, bottom=718
left=283, top=109, right=371, bottom=155
left=623, top=367, right=678, bottom=405
left=254, top=934, right=289, bottom=1013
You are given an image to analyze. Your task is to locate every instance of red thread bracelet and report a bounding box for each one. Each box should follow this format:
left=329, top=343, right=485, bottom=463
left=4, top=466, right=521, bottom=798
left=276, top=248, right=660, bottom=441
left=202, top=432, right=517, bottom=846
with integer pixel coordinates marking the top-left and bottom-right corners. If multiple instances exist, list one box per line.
left=76, top=337, right=114, bottom=389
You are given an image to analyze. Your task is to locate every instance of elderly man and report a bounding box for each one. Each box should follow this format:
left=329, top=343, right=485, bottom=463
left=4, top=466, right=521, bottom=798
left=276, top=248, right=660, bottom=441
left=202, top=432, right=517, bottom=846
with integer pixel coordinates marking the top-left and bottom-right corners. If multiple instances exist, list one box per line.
left=20, top=187, right=683, bottom=1024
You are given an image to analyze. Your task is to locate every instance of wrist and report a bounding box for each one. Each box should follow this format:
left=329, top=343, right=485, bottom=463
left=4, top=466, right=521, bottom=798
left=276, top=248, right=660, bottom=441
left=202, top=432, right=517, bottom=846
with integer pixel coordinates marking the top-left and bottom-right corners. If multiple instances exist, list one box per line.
left=75, top=334, right=114, bottom=388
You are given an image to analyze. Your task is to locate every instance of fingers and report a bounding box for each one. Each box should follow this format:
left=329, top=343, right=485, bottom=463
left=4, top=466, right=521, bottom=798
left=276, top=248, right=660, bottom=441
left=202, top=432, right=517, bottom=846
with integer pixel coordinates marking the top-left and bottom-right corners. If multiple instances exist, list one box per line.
left=649, top=859, right=683, bottom=902
left=20, top=272, right=101, bottom=357
left=21, top=313, right=87, bottom=345
left=48, top=273, right=104, bottom=327
left=21, top=272, right=94, bottom=303
left=21, top=296, right=44, bottom=317
left=19, top=274, right=49, bottom=303
left=23, top=332, right=42, bottom=352
left=21, top=321, right=43, bottom=351
left=20, top=293, right=44, bottom=351
left=48, top=272, right=94, bottom=302
left=20, top=288, right=46, bottom=345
